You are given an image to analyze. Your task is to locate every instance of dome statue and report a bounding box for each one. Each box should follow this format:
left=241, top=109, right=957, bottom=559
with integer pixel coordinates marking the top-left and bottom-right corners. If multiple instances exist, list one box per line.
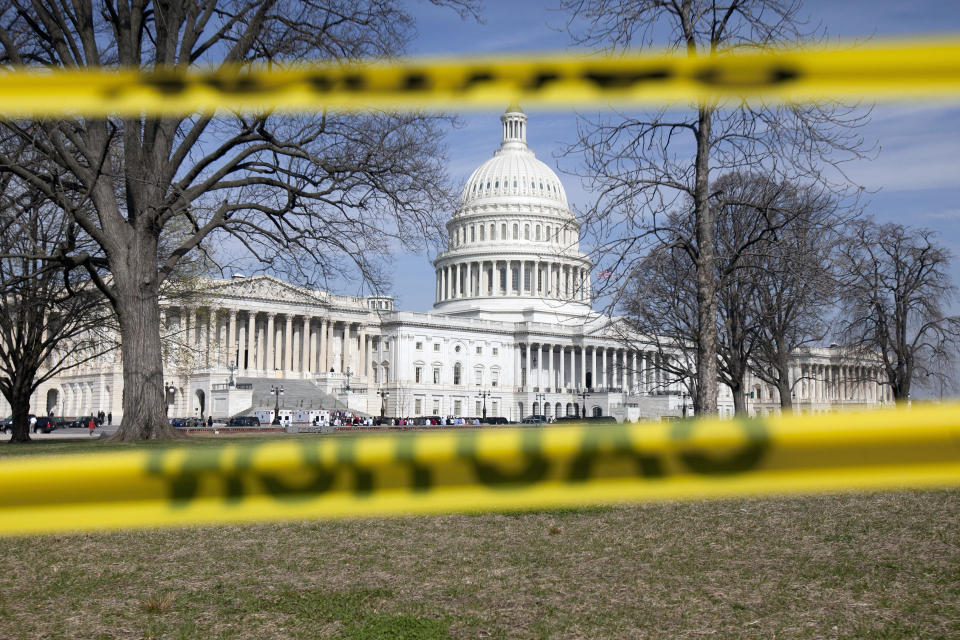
left=433, top=105, right=593, bottom=322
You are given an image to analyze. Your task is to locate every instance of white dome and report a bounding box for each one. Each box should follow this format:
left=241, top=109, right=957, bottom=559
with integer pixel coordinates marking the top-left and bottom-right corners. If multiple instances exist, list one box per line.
left=432, top=105, right=594, bottom=323
left=458, top=105, right=569, bottom=212
left=461, top=148, right=568, bottom=208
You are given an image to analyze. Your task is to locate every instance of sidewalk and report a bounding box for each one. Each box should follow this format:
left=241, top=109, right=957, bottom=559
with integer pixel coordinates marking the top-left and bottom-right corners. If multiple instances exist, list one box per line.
left=0, top=425, right=117, bottom=441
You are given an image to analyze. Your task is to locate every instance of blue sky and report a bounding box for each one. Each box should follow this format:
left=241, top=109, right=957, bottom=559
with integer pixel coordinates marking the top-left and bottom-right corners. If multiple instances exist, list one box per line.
left=372, top=0, right=960, bottom=312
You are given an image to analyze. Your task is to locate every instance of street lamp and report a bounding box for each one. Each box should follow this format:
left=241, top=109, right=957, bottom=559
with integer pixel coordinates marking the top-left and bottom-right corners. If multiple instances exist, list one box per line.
left=271, top=385, right=284, bottom=425
left=477, top=389, right=491, bottom=420
left=344, top=367, right=353, bottom=393
left=534, top=392, right=546, bottom=426
left=377, top=388, right=390, bottom=420
left=164, top=382, right=176, bottom=416
left=228, top=361, right=237, bottom=387
left=576, top=387, right=590, bottom=419
left=681, top=391, right=688, bottom=419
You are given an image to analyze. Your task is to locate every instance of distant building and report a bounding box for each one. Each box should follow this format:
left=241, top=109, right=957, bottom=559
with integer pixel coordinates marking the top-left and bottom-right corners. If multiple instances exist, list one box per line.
left=13, top=106, right=892, bottom=423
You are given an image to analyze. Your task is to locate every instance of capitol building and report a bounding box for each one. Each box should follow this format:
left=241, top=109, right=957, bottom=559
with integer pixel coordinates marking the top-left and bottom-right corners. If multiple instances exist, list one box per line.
left=14, top=105, right=892, bottom=424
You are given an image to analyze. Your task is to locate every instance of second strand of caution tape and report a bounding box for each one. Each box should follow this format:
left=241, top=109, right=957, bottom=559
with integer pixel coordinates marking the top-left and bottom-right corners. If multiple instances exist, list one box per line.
left=0, top=402, right=958, bottom=536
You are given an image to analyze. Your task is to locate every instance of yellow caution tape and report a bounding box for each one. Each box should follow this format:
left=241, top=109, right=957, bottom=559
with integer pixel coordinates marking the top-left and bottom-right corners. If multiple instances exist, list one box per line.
left=0, top=38, right=958, bottom=117
left=0, top=402, right=958, bottom=536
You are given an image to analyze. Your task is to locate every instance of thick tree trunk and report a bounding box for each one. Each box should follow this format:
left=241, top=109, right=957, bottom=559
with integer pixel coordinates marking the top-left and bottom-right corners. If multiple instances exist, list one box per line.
left=694, top=107, right=718, bottom=415
left=109, top=234, right=182, bottom=441
left=6, top=393, right=32, bottom=443
left=777, top=370, right=793, bottom=412
left=731, top=382, right=747, bottom=416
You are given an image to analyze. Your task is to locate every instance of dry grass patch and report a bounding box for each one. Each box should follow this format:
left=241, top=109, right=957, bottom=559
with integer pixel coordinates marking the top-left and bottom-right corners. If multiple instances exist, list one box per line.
left=141, top=592, right=176, bottom=614
left=0, top=491, right=956, bottom=639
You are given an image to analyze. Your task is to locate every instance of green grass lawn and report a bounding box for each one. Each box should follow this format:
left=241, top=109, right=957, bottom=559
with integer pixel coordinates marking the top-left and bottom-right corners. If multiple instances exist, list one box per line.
left=0, top=438, right=957, bottom=639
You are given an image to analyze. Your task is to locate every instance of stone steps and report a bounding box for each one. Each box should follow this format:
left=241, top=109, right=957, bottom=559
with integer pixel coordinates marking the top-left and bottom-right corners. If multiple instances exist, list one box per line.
left=235, top=377, right=367, bottom=416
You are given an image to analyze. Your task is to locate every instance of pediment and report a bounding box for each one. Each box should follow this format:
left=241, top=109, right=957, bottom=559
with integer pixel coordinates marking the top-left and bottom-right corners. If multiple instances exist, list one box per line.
left=206, top=275, right=327, bottom=306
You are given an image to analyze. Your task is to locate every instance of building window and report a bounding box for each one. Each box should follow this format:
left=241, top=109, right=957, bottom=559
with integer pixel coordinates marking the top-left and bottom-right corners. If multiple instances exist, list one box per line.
left=454, top=363, right=462, bottom=385
left=415, top=366, right=423, bottom=383
left=492, top=347, right=499, bottom=356
left=476, top=346, right=482, bottom=355
left=454, top=400, right=462, bottom=416
left=524, top=224, right=530, bottom=240
left=471, top=226, right=475, bottom=242
left=535, top=225, right=541, bottom=241
left=433, top=367, right=440, bottom=384
left=455, top=345, right=461, bottom=353
left=474, top=368, right=482, bottom=386
left=491, top=370, right=499, bottom=387
left=433, top=399, right=440, bottom=414
left=546, top=225, right=551, bottom=241
left=501, top=223, right=506, bottom=239
left=433, top=343, right=440, bottom=352
left=480, top=225, right=485, bottom=241
left=373, top=366, right=380, bottom=384
left=415, top=341, right=423, bottom=350
left=513, top=224, right=518, bottom=240
left=492, top=400, right=499, bottom=415
left=415, top=398, right=422, bottom=414
left=476, top=400, right=482, bottom=415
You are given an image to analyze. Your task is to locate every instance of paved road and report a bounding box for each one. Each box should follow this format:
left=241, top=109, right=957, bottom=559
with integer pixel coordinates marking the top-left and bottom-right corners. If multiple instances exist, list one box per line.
left=0, top=424, right=119, bottom=440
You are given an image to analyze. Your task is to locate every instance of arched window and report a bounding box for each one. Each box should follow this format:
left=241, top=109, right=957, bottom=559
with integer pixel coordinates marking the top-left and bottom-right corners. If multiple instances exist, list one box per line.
left=535, top=225, right=541, bottom=241
left=546, top=225, right=551, bottom=241
left=495, top=180, right=499, bottom=188
left=524, top=224, right=530, bottom=240
left=501, top=223, right=507, bottom=239
left=454, top=363, right=462, bottom=385
left=592, top=406, right=602, bottom=417
left=486, top=181, right=490, bottom=189
left=513, top=180, right=517, bottom=188
left=470, top=226, right=475, bottom=242
left=512, top=224, right=518, bottom=240
left=480, top=225, right=485, bottom=241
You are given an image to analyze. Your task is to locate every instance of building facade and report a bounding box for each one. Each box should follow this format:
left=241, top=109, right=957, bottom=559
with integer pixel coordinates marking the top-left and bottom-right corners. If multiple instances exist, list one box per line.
left=11, top=106, right=892, bottom=423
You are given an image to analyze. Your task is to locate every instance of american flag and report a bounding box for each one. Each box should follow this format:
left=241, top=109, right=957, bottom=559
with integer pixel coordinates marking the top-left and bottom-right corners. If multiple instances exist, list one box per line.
left=597, top=269, right=613, bottom=279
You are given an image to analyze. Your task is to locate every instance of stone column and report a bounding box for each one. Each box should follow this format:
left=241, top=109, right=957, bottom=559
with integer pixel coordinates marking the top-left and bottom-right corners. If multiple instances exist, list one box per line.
left=343, top=322, right=352, bottom=373
left=359, top=326, right=367, bottom=377
left=559, top=346, right=566, bottom=390
left=307, top=317, right=316, bottom=374
left=227, top=309, right=238, bottom=368
left=525, top=342, right=531, bottom=388
left=619, top=350, right=626, bottom=388
left=544, top=344, right=557, bottom=389
left=265, top=313, right=275, bottom=371
left=320, top=319, right=329, bottom=372
left=580, top=346, right=587, bottom=389
left=245, top=312, right=256, bottom=371
left=282, top=315, right=292, bottom=371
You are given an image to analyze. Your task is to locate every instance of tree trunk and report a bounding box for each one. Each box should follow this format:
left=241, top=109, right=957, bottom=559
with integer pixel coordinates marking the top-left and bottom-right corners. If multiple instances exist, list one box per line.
left=6, top=393, right=32, bottom=443
left=109, top=234, right=182, bottom=441
left=731, top=382, right=747, bottom=416
left=777, top=369, right=793, bottom=412
left=694, top=106, right=719, bottom=415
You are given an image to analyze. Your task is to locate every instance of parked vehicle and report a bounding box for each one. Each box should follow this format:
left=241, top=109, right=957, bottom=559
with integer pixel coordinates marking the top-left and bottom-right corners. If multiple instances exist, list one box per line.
left=482, top=416, right=509, bottom=425
left=227, top=416, right=261, bottom=427
left=70, top=416, right=97, bottom=429
left=521, top=415, right=549, bottom=424
left=32, top=417, right=57, bottom=433
left=0, top=417, right=12, bottom=433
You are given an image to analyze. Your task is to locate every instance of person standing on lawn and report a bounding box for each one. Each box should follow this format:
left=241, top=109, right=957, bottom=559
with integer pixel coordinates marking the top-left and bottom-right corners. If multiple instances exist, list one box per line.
left=88, top=417, right=95, bottom=436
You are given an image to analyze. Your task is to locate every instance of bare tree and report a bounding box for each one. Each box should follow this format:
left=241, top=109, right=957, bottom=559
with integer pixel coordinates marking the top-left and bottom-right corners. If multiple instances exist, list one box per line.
left=619, top=172, right=811, bottom=415
left=746, top=180, right=843, bottom=410
left=0, top=0, right=478, bottom=440
left=836, top=219, right=960, bottom=403
left=0, top=173, right=112, bottom=443
left=560, top=0, right=869, bottom=415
